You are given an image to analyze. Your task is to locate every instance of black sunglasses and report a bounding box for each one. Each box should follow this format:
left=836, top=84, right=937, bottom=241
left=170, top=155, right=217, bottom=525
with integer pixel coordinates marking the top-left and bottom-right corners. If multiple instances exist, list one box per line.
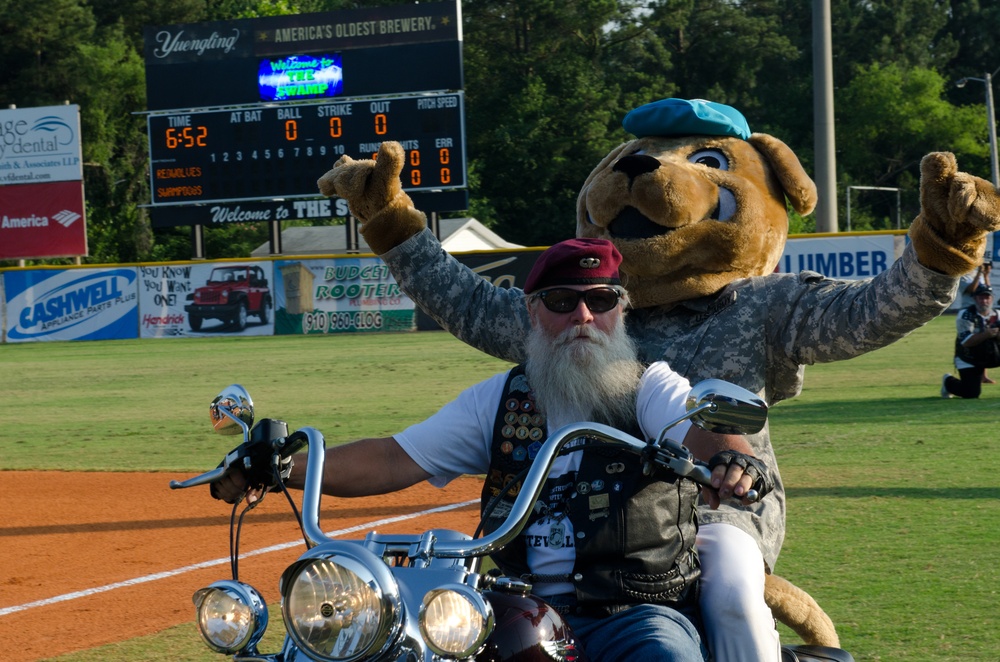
left=532, top=287, right=623, bottom=314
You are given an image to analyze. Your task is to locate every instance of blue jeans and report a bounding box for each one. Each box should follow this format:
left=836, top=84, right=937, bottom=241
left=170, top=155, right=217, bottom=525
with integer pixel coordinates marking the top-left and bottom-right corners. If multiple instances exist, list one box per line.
left=563, top=603, right=708, bottom=662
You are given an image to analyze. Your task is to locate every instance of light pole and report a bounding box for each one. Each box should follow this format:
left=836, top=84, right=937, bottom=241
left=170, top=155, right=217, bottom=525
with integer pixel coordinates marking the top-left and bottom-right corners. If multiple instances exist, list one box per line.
left=956, top=67, right=1000, bottom=188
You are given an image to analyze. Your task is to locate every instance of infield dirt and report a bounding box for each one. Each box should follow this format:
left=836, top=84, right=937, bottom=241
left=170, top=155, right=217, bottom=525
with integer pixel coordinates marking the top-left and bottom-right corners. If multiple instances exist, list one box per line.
left=0, top=471, right=482, bottom=662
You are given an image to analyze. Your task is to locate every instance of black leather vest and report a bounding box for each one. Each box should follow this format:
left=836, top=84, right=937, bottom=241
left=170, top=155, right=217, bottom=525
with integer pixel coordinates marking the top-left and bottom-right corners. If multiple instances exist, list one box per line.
left=479, top=365, right=701, bottom=614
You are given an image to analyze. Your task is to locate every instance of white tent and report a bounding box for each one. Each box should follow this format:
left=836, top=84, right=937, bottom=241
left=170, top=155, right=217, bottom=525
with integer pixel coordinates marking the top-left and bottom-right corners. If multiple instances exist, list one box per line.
left=251, top=217, right=521, bottom=256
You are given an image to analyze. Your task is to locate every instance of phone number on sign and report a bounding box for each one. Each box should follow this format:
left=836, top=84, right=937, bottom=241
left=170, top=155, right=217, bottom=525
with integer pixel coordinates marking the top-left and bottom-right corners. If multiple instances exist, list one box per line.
left=303, top=310, right=383, bottom=333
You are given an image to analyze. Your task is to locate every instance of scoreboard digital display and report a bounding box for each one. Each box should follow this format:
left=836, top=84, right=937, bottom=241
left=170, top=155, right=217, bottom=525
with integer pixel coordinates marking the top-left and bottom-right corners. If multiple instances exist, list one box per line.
left=143, top=2, right=466, bottom=216
left=147, top=92, right=465, bottom=205
left=258, top=53, right=344, bottom=102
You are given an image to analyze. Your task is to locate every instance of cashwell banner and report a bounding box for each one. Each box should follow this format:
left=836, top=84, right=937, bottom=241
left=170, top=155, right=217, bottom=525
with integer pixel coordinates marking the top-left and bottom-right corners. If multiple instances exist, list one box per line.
left=4, top=268, right=138, bottom=342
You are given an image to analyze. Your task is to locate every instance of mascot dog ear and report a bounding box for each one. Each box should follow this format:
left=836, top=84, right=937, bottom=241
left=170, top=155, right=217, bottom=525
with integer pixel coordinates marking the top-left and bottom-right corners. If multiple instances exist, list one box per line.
left=748, top=134, right=818, bottom=216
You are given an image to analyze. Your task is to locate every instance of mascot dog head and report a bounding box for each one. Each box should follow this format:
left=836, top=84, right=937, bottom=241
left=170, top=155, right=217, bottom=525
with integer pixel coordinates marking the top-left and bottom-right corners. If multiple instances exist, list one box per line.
left=577, top=99, right=818, bottom=309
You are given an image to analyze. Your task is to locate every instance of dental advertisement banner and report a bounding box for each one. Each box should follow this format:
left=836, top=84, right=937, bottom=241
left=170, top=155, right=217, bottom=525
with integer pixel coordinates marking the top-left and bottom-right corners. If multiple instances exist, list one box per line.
left=272, top=257, right=415, bottom=334
left=0, top=104, right=83, bottom=184
left=137, top=262, right=274, bottom=338
left=4, top=268, right=138, bottom=342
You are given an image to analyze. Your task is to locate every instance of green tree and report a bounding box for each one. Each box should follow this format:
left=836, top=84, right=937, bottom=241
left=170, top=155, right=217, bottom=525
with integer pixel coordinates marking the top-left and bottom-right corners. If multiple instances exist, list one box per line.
left=637, top=0, right=798, bottom=114
left=78, top=32, right=153, bottom=263
left=830, top=0, right=958, bottom=76
left=461, top=0, right=647, bottom=245
left=836, top=63, right=986, bottom=229
left=0, top=0, right=95, bottom=107
left=838, top=64, right=985, bottom=184
left=943, top=0, right=1000, bottom=81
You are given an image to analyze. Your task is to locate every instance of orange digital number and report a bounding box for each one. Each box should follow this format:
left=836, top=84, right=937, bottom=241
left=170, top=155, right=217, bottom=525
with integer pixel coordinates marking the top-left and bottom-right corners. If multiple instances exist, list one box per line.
left=165, top=126, right=207, bottom=149
left=410, top=169, right=422, bottom=186
left=329, top=117, right=342, bottom=138
left=374, top=113, right=388, bottom=135
left=285, top=120, right=298, bottom=141
left=409, top=151, right=421, bottom=166
left=440, top=168, right=451, bottom=185
left=439, top=148, right=450, bottom=164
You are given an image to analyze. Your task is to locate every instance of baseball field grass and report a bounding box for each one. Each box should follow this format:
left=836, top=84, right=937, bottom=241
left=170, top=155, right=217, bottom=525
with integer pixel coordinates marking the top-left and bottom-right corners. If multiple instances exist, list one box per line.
left=2, top=315, right=996, bottom=661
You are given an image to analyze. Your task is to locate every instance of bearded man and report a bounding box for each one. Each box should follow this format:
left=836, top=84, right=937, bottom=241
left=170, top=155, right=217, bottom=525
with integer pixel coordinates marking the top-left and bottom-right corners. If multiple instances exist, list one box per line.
left=212, top=238, right=772, bottom=661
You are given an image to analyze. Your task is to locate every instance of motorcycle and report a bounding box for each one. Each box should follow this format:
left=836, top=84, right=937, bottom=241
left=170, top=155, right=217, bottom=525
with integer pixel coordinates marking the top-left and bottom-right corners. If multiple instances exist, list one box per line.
left=171, top=380, right=854, bottom=662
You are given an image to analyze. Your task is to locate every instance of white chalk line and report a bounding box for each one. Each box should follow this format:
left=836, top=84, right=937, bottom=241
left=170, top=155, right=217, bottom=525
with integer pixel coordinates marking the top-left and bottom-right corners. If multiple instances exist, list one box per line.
left=0, top=498, right=479, bottom=618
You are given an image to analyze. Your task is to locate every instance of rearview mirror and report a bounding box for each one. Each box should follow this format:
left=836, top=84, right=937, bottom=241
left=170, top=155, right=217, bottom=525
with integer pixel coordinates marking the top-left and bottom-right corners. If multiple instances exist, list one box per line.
left=686, top=379, right=767, bottom=435
left=210, top=384, right=254, bottom=435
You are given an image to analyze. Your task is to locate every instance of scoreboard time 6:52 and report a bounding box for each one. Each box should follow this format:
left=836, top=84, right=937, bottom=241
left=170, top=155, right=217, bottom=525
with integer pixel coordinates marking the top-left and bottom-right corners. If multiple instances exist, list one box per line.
left=147, top=91, right=465, bottom=205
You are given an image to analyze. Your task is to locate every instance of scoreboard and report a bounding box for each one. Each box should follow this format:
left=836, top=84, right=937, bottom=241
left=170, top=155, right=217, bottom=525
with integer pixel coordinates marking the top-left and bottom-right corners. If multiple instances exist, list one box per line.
left=143, top=1, right=466, bottom=214
left=147, top=92, right=465, bottom=205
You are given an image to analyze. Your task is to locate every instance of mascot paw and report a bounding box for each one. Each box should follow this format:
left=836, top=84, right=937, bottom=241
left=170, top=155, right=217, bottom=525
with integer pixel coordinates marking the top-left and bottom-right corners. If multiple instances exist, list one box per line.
left=909, top=152, right=1000, bottom=275
left=316, top=141, right=427, bottom=255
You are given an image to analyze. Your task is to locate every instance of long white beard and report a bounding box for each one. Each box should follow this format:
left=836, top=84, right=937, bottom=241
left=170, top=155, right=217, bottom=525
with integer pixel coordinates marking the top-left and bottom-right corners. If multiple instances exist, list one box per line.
left=524, top=316, right=643, bottom=430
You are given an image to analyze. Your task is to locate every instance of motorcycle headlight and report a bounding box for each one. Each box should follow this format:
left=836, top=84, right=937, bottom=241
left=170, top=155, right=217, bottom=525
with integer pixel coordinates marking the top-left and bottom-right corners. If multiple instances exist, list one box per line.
left=419, top=585, right=494, bottom=658
left=282, top=548, right=400, bottom=662
left=192, top=580, right=268, bottom=655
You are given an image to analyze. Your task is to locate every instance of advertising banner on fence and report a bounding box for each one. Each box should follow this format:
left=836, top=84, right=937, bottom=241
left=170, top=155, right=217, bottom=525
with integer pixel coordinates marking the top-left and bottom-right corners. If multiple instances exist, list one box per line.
left=777, top=233, right=897, bottom=280
left=0, top=179, right=87, bottom=260
left=137, top=262, right=274, bottom=338
left=0, top=104, right=83, bottom=184
left=273, top=257, right=414, bottom=334
left=3, top=267, right=138, bottom=342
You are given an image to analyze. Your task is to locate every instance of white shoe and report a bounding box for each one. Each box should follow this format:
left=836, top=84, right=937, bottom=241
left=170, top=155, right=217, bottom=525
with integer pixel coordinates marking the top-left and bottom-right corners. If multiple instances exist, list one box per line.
left=941, top=374, right=953, bottom=398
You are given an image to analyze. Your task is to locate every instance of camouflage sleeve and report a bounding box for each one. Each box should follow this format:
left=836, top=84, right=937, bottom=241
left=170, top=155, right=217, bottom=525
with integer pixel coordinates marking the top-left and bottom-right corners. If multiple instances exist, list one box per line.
left=772, top=242, right=960, bottom=365
left=381, top=228, right=531, bottom=363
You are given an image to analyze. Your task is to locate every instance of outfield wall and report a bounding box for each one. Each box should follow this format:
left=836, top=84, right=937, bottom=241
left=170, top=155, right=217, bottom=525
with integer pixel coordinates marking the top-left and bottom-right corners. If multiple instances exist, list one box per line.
left=0, top=230, right=979, bottom=343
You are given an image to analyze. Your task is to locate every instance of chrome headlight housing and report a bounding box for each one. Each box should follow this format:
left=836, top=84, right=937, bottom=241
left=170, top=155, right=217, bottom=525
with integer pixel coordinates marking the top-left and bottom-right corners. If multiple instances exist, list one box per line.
left=281, top=544, right=401, bottom=662
left=192, top=580, right=268, bottom=655
left=419, top=585, right=494, bottom=658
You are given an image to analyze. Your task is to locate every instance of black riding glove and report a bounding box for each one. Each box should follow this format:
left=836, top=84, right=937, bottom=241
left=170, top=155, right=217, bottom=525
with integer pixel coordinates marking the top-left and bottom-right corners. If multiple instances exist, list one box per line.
left=208, top=436, right=293, bottom=501
left=708, top=450, right=774, bottom=500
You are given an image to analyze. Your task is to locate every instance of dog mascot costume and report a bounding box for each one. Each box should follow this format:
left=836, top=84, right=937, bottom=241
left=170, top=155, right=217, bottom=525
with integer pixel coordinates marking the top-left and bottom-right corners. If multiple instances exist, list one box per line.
left=318, top=99, right=1000, bottom=658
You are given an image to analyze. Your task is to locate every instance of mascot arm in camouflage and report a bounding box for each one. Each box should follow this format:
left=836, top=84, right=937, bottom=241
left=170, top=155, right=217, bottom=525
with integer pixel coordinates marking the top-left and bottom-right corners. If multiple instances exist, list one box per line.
left=317, top=101, right=995, bottom=373
left=319, top=140, right=531, bottom=362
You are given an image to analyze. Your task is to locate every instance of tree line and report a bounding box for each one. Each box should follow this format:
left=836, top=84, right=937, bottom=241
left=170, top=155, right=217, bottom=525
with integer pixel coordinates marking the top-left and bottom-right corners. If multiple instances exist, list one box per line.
left=1, top=0, right=997, bottom=264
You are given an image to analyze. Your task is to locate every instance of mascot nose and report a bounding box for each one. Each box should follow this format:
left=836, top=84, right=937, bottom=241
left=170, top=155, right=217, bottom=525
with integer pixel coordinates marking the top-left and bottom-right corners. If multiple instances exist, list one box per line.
left=613, top=154, right=661, bottom=182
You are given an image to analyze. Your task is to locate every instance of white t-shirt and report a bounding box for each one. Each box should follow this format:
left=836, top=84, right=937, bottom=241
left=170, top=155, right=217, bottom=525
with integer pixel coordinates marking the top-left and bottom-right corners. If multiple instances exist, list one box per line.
left=959, top=270, right=990, bottom=308
left=394, top=362, right=693, bottom=594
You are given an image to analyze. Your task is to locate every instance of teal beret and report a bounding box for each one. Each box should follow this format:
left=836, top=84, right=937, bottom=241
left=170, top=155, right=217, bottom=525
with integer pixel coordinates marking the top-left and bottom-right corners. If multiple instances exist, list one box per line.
left=623, top=98, right=751, bottom=140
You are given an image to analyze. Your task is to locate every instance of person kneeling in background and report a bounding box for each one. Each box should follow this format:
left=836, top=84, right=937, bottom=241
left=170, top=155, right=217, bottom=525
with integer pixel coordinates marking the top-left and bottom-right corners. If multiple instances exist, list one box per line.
left=943, top=284, right=1000, bottom=399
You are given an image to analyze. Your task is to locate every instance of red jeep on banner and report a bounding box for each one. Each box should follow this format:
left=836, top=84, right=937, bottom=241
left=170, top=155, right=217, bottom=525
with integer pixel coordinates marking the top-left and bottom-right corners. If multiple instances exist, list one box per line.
left=184, top=265, right=271, bottom=331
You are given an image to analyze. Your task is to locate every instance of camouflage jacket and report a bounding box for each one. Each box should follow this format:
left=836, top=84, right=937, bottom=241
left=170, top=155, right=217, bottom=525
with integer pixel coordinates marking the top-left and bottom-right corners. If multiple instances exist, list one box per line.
left=383, top=229, right=958, bottom=568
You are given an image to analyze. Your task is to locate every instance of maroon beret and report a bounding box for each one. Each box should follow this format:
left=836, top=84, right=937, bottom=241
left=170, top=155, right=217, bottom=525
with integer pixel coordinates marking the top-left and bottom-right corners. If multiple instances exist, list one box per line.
left=524, top=238, right=623, bottom=294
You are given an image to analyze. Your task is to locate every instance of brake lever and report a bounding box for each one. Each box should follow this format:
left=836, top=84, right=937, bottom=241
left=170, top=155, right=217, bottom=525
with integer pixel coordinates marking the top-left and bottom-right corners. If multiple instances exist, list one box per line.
left=169, top=466, right=228, bottom=489
left=170, top=421, right=301, bottom=491
left=169, top=441, right=253, bottom=490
